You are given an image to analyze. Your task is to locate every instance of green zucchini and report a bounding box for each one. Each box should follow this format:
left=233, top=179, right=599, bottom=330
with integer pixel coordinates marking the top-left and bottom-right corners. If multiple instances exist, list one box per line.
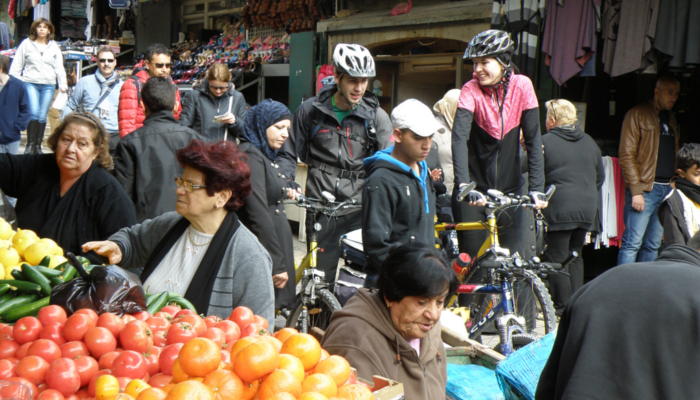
left=50, top=277, right=64, bottom=286
left=147, top=292, right=169, bottom=315
left=21, top=265, right=52, bottom=296
left=0, top=294, right=39, bottom=317
left=10, top=270, right=25, bottom=281
left=0, top=284, right=10, bottom=297
left=57, top=261, right=70, bottom=271
left=61, top=265, right=77, bottom=282
left=0, top=280, right=42, bottom=294
left=167, top=295, right=196, bottom=312
left=0, top=293, right=13, bottom=303
left=38, top=256, right=51, bottom=268
left=34, top=266, right=64, bottom=278
left=2, top=297, right=50, bottom=322
left=76, top=256, right=90, bottom=266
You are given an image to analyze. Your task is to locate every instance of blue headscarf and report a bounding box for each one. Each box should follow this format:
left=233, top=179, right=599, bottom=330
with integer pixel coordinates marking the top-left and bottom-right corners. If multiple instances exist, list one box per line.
left=240, top=99, right=292, bottom=161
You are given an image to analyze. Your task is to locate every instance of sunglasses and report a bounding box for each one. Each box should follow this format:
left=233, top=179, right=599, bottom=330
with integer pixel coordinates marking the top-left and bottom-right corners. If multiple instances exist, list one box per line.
left=210, top=85, right=228, bottom=90
left=175, top=177, right=206, bottom=192
left=98, top=59, right=115, bottom=63
left=152, top=63, right=173, bottom=69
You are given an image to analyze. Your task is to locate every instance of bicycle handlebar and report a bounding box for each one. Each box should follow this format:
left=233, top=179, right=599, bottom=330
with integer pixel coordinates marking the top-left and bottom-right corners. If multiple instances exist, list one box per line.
left=456, top=182, right=556, bottom=211
left=286, top=193, right=361, bottom=216
left=479, top=251, right=579, bottom=274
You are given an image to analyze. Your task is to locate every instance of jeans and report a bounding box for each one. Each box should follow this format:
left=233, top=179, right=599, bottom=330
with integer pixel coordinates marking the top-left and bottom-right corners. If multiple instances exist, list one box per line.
left=24, top=82, right=55, bottom=123
left=545, top=228, right=587, bottom=315
left=0, top=141, right=19, bottom=154
left=617, top=184, right=673, bottom=265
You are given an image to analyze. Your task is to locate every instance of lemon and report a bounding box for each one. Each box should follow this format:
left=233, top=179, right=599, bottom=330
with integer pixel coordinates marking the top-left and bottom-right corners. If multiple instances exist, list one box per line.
left=3, top=264, right=19, bottom=280
left=48, top=255, right=68, bottom=269
left=0, top=266, right=5, bottom=280
left=12, top=229, right=38, bottom=245
left=0, top=219, right=12, bottom=240
left=38, top=238, right=61, bottom=256
left=12, top=236, right=37, bottom=259
left=23, top=242, right=50, bottom=266
left=0, top=247, right=20, bottom=268
left=0, top=239, right=10, bottom=250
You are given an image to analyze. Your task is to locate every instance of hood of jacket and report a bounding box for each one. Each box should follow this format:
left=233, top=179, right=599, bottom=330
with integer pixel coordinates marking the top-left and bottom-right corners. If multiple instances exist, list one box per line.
left=656, top=243, right=700, bottom=265
left=132, top=67, right=150, bottom=83
left=364, top=147, right=430, bottom=213
left=547, top=123, right=584, bottom=141
left=316, top=83, right=380, bottom=118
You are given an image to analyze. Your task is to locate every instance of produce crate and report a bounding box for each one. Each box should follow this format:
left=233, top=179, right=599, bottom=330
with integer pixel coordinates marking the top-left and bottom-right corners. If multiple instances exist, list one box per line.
left=441, top=326, right=505, bottom=369
left=367, top=375, right=404, bottom=400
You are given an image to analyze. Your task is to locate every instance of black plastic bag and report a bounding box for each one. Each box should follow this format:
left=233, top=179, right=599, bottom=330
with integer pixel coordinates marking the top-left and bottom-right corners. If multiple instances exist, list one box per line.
left=50, top=253, right=147, bottom=316
left=0, top=188, right=17, bottom=229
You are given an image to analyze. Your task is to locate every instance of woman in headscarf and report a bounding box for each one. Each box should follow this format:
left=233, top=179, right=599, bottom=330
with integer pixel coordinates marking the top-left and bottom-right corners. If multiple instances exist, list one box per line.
left=433, top=89, right=460, bottom=196
left=236, top=99, right=299, bottom=311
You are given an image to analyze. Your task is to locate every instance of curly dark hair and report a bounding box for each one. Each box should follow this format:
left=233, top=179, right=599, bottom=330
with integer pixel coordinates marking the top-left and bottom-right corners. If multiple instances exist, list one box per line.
left=176, top=140, right=252, bottom=211
left=47, top=113, right=112, bottom=169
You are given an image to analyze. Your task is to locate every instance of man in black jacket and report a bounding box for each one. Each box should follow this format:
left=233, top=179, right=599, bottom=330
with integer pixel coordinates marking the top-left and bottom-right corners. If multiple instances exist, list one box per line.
left=114, top=77, right=204, bottom=222
left=536, top=234, right=700, bottom=400
left=362, top=99, right=443, bottom=284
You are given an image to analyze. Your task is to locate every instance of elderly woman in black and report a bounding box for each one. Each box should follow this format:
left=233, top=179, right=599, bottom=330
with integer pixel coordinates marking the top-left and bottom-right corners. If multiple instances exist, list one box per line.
left=236, top=99, right=299, bottom=311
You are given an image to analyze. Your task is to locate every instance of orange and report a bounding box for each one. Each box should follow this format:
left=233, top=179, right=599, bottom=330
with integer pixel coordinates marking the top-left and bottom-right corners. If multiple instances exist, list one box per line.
left=229, top=336, right=260, bottom=360
left=273, top=328, right=298, bottom=343
left=202, top=369, right=243, bottom=400
left=299, top=393, right=330, bottom=400
left=280, top=333, right=322, bottom=372
left=277, top=354, right=305, bottom=382
left=336, top=384, right=373, bottom=400
left=105, top=395, right=135, bottom=400
left=260, top=335, right=283, bottom=352
left=161, top=384, right=176, bottom=394
left=267, top=393, right=298, bottom=400
left=166, top=380, right=215, bottom=400
left=301, top=373, right=337, bottom=398
left=171, top=360, right=189, bottom=383
left=179, top=338, right=222, bottom=378
left=313, top=356, right=351, bottom=386
left=136, top=388, right=167, bottom=400
left=234, top=341, right=279, bottom=383
left=240, top=380, right=259, bottom=400
left=258, top=369, right=302, bottom=400
left=320, top=349, right=330, bottom=361
left=187, top=377, right=204, bottom=383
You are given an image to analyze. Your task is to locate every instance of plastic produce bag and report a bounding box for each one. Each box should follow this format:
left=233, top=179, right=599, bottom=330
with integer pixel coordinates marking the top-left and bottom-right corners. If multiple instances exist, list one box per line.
left=50, top=253, right=147, bottom=316
left=0, top=188, right=17, bottom=229
left=495, top=332, right=557, bottom=400
left=446, top=363, right=505, bottom=400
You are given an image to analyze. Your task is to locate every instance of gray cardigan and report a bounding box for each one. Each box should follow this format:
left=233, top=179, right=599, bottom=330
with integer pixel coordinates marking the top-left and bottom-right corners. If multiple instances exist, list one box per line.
left=109, top=212, right=275, bottom=325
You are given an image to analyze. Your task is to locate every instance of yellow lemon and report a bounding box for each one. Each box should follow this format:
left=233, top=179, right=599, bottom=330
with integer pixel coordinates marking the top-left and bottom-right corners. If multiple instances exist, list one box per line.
left=3, top=264, right=20, bottom=280
left=48, top=255, right=68, bottom=269
left=11, top=229, right=38, bottom=245
left=0, top=247, right=20, bottom=268
left=0, top=219, right=12, bottom=240
left=14, top=238, right=38, bottom=261
left=0, top=264, right=4, bottom=279
left=38, top=238, right=61, bottom=256
left=24, top=242, right=51, bottom=266
left=0, top=239, right=10, bottom=249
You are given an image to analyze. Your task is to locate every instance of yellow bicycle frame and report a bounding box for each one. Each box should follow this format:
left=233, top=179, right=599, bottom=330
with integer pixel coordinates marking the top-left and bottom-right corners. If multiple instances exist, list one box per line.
left=294, top=240, right=317, bottom=285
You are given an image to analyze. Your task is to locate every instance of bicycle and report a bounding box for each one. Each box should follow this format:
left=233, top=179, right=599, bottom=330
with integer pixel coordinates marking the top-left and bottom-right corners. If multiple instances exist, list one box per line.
left=435, top=183, right=574, bottom=356
left=283, top=191, right=361, bottom=333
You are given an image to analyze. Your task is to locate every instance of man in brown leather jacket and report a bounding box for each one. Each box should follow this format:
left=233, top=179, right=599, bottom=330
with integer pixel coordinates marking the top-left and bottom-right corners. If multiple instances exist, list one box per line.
left=618, top=76, right=680, bottom=265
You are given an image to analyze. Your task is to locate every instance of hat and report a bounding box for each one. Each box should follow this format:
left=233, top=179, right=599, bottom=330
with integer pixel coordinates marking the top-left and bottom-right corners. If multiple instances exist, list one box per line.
left=391, top=99, right=446, bottom=137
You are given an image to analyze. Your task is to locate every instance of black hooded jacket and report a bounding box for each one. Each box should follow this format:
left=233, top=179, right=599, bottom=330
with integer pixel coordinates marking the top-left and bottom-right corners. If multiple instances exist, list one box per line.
left=536, top=244, right=700, bottom=400
left=179, top=79, right=247, bottom=141
left=541, top=124, right=604, bottom=231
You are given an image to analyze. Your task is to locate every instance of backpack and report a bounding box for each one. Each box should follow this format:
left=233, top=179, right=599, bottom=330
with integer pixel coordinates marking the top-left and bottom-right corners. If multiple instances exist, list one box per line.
left=109, top=0, right=130, bottom=9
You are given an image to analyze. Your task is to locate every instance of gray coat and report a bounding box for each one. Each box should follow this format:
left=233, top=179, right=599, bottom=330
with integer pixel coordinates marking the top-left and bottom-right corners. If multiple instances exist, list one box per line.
left=109, top=212, right=275, bottom=325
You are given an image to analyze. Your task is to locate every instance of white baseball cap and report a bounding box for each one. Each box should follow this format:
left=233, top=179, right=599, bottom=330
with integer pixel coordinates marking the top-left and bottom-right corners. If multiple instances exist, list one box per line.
left=391, top=99, right=446, bottom=137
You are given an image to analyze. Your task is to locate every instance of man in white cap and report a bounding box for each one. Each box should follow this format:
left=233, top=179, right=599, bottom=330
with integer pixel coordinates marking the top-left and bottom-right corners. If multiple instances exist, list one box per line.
left=361, top=99, right=446, bottom=286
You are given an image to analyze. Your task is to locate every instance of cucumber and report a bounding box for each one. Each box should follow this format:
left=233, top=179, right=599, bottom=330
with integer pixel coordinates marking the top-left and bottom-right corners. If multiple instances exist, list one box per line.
left=167, top=295, right=196, bottom=312
left=147, top=292, right=169, bottom=315
left=0, top=280, right=42, bottom=294
left=61, top=265, right=77, bottom=282
left=0, top=293, right=13, bottom=303
left=0, top=284, right=10, bottom=297
left=38, top=256, right=51, bottom=268
left=22, top=265, right=52, bottom=296
left=2, top=297, right=50, bottom=322
left=76, top=256, right=90, bottom=266
left=0, top=294, right=38, bottom=317
left=34, top=266, right=64, bottom=278
left=58, top=261, right=70, bottom=271
left=10, top=270, right=25, bottom=281
left=50, top=277, right=64, bottom=286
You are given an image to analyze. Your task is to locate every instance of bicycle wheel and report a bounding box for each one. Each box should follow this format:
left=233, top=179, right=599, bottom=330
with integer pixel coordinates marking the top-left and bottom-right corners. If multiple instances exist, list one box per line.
left=286, top=288, right=342, bottom=332
left=468, top=270, right=556, bottom=352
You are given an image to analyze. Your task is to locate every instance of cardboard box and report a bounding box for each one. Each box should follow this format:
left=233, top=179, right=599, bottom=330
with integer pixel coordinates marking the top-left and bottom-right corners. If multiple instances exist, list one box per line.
left=368, top=376, right=404, bottom=400
left=119, top=37, right=135, bottom=45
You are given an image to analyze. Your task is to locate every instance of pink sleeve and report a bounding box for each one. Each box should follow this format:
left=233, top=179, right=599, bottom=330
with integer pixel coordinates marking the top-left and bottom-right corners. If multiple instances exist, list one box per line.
left=457, top=83, right=476, bottom=112
left=516, top=75, right=539, bottom=110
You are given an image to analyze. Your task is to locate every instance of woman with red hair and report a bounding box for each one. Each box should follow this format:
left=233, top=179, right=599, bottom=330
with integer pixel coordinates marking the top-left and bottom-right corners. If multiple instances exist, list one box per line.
left=83, top=139, right=275, bottom=325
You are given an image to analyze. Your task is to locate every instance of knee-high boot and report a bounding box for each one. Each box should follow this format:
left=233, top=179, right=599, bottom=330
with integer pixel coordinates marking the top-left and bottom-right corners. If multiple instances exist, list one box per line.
left=35, top=122, right=46, bottom=154
left=24, top=120, right=39, bottom=155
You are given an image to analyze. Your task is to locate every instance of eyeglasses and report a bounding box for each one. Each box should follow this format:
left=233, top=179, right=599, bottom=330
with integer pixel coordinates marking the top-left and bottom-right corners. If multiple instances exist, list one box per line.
left=210, top=85, right=228, bottom=91
left=152, top=63, right=173, bottom=69
left=175, top=177, right=207, bottom=192
left=98, top=59, right=115, bottom=64
left=548, top=101, right=556, bottom=118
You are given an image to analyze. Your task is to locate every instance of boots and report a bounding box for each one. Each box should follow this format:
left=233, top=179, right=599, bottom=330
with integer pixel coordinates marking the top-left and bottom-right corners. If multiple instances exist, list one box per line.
left=36, top=122, right=46, bottom=154
left=24, top=120, right=39, bottom=155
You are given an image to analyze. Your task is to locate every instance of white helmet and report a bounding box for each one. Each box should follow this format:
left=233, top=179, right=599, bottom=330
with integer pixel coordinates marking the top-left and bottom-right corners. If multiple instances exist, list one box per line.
left=333, top=43, right=376, bottom=78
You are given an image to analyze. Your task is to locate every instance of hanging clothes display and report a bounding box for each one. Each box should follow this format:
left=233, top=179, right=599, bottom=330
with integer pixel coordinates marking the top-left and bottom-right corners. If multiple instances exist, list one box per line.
left=542, top=0, right=600, bottom=86
left=654, top=0, right=700, bottom=70
left=0, top=22, right=10, bottom=50
left=34, top=1, right=50, bottom=20
left=601, top=0, right=659, bottom=77
left=593, top=156, right=625, bottom=248
left=491, top=0, right=546, bottom=79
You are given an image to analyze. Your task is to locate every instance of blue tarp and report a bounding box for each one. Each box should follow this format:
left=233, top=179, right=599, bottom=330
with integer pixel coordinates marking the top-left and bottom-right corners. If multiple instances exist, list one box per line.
left=495, top=332, right=557, bottom=400
left=446, top=363, right=505, bottom=400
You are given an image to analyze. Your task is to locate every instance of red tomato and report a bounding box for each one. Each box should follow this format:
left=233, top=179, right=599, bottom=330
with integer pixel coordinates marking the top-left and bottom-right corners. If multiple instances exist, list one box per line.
left=37, top=388, right=65, bottom=400
left=202, top=328, right=225, bottom=349
left=39, top=323, right=66, bottom=346
left=253, top=315, right=269, bottom=330
left=131, top=311, right=150, bottom=321
left=16, top=355, right=50, bottom=385
left=38, top=306, right=68, bottom=327
left=121, top=314, right=135, bottom=325
left=165, top=322, right=196, bottom=345
left=228, top=306, right=255, bottom=330
left=145, top=317, right=170, bottom=332
left=63, top=315, right=95, bottom=342
left=27, top=339, right=62, bottom=364
left=144, top=346, right=161, bottom=377
left=6, top=357, right=19, bottom=366
left=0, top=325, right=14, bottom=337
left=86, top=369, right=110, bottom=397
left=72, top=355, right=98, bottom=388
left=73, top=389, right=89, bottom=399
left=97, top=351, right=121, bottom=370
left=152, top=330, right=167, bottom=348
left=119, top=321, right=152, bottom=354
left=16, top=342, right=32, bottom=359
left=59, top=342, right=88, bottom=359
left=45, top=358, right=81, bottom=397
left=215, top=320, right=241, bottom=344
left=158, top=305, right=180, bottom=317
left=220, top=349, right=231, bottom=364
left=148, top=373, right=173, bottom=388
left=158, top=343, right=183, bottom=375
left=0, top=339, right=20, bottom=359
left=0, top=358, right=17, bottom=379
left=73, top=309, right=98, bottom=322
left=95, top=313, right=124, bottom=338
left=116, top=376, right=130, bottom=391
left=83, top=327, right=116, bottom=359
left=203, top=315, right=221, bottom=329
left=153, top=312, right=172, bottom=321
left=8, top=376, right=40, bottom=400
left=240, top=323, right=268, bottom=338
left=111, top=350, right=147, bottom=380
left=176, top=315, right=206, bottom=337
left=13, top=317, right=43, bottom=344
left=173, top=309, right=195, bottom=319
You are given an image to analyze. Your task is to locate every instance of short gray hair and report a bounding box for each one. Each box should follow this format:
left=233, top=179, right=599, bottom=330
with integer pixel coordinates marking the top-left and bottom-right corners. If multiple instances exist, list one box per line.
left=545, top=99, right=577, bottom=127
left=96, top=46, right=116, bottom=60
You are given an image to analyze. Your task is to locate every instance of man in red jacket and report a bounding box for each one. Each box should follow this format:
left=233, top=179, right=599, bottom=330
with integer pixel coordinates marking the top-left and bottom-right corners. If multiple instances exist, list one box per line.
left=118, top=43, right=182, bottom=138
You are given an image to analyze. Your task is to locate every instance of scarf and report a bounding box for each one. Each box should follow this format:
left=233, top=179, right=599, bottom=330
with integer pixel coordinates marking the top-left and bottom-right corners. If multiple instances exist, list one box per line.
left=432, top=89, right=460, bottom=129
left=240, top=98, right=291, bottom=160
left=674, top=178, right=700, bottom=205
left=139, top=211, right=240, bottom=314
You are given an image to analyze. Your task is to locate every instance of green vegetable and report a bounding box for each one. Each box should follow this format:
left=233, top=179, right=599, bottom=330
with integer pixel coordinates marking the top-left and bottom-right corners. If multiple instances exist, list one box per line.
left=38, top=256, right=51, bottom=268
left=0, top=294, right=39, bottom=317
left=2, top=297, right=50, bottom=322
left=0, top=280, right=42, bottom=294
left=0, top=284, right=10, bottom=297
left=10, top=270, right=25, bottom=281
left=147, top=292, right=169, bottom=315
left=0, top=293, right=13, bottom=303
left=34, top=266, right=64, bottom=278
left=61, top=265, right=77, bottom=281
left=21, top=265, right=52, bottom=296
left=50, top=277, right=64, bottom=286
left=167, top=295, right=196, bottom=312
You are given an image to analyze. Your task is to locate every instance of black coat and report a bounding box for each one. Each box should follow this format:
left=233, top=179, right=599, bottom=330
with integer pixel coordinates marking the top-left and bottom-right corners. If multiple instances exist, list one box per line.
left=236, top=142, right=296, bottom=310
left=114, top=110, right=205, bottom=223
left=180, top=80, right=247, bottom=141
left=658, top=189, right=692, bottom=246
left=0, top=154, right=136, bottom=264
left=536, top=244, right=700, bottom=400
left=541, top=124, right=604, bottom=231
